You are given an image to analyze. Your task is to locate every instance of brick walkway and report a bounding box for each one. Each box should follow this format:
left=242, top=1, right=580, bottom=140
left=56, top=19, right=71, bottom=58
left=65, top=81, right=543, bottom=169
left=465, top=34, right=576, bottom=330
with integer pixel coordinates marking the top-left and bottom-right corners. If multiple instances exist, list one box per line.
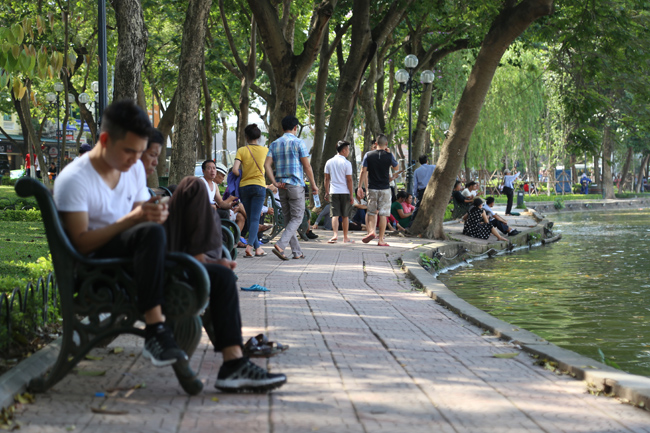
left=14, top=231, right=650, bottom=432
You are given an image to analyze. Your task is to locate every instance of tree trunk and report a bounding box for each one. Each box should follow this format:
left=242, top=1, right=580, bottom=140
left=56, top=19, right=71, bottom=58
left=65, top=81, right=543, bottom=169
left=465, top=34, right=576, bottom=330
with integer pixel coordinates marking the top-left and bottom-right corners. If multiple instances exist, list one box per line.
left=112, top=0, right=148, bottom=102
left=619, top=146, right=633, bottom=192
left=155, top=89, right=177, bottom=180
left=201, top=64, right=212, bottom=161
left=593, top=154, right=600, bottom=185
left=601, top=125, right=615, bottom=199
left=169, top=0, right=212, bottom=185
left=247, top=0, right=336, bottom=140
left=318, top=0, right=413, bottom=182
left=310, top=27, right=332, bottom=190
left=16, top=87, right=51, bottom=188
left=636, top=154, right=650, bottom=193
left=409, top=0, right=554, bottom=239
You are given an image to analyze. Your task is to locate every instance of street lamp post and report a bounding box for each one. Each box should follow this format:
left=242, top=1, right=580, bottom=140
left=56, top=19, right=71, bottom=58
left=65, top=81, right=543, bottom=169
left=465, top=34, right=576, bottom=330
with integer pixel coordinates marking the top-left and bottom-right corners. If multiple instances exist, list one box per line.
left=396, top=54, right=434, bottom=194
left=46, top=82, right=65, bottom=175
left=220, top=111, right=227, bottom=166
left=91, top=81, right=100, bottom=142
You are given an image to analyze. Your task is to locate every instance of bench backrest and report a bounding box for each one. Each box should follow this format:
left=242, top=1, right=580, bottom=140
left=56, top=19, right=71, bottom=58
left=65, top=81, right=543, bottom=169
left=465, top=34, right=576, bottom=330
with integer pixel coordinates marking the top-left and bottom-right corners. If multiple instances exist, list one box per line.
left=15, top=178, right=88, bottom=276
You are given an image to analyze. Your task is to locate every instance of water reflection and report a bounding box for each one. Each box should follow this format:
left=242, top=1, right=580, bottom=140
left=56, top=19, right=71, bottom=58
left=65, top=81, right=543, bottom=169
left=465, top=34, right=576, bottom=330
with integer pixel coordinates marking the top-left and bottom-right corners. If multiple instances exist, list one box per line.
left=438, top=209, right=650, bottom=377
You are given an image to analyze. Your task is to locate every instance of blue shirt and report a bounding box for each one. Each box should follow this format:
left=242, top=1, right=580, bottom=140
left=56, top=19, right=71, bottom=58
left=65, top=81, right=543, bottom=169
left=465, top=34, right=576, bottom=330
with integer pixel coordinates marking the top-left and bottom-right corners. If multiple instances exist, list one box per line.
left=503, top=172, right=520, bottom=189
left=413, top=164, right=435, bottom=195
left=267, top=133, right=309, bottom=187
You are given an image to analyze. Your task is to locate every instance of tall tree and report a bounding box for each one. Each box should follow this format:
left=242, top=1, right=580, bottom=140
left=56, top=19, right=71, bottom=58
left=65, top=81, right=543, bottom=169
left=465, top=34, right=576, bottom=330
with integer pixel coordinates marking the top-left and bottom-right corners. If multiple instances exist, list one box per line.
left=169, top=0, right=213, bottom=184
left=112, top=0, right=148, bottom=102
left=410, top=0, right=554, bottom=239
left=247, top=0, right=337, bottom=139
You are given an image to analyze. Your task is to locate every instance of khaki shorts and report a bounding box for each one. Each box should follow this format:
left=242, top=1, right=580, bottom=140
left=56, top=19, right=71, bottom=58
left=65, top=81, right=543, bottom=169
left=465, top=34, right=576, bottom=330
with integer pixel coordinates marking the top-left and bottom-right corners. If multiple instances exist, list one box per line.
left=330, top=193, right=352, bottom=218
left=366, top=188, right=391, bottom=216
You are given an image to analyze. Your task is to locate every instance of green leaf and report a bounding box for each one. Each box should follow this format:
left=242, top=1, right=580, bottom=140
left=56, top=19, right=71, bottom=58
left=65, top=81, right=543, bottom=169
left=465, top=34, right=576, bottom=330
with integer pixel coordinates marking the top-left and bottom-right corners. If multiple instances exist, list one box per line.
left=84, top=355, right=104, bottom=361
left=494, top=352, right=519, bottom=359
left=11, top=24, right=23, bottom=45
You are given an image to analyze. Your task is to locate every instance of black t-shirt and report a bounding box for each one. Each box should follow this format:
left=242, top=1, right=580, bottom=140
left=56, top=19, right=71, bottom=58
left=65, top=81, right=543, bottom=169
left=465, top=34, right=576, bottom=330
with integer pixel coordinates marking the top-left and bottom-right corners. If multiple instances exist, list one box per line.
left=452, top=190, right=467, bottom=204
left=363, top=149, right=398, bottom=190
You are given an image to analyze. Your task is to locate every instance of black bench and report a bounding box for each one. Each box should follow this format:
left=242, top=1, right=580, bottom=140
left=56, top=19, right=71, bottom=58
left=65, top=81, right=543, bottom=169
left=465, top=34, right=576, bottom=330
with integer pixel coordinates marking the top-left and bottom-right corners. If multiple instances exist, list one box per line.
left=15, top=177, right=210, bottom=395
left=451, top=199, right=470, bottom=220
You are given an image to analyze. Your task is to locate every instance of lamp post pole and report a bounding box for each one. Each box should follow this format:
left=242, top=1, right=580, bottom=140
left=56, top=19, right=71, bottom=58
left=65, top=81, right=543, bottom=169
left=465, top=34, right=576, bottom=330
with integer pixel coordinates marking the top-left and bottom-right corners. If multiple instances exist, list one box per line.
left=220, top=111, right=227, bottom=166
left=98, top=0, right=108, bottom=120
left=91, top=81, right=100, bottom=142
left=396, top=55, right=434, bottom=195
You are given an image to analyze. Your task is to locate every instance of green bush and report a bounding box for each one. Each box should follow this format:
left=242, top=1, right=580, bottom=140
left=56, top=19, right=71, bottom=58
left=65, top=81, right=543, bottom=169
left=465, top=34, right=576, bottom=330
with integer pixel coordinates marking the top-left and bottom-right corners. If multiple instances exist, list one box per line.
left=0, top=209, right=42, bottom=221
left=444, top=203, right=453, bottom=221
left=554, top=198, right=565, bottom=210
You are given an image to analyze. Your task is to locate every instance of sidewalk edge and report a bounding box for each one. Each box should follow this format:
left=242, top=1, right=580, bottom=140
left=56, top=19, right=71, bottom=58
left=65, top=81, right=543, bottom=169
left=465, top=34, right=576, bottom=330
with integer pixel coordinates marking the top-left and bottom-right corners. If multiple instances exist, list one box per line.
left=401, top=247, right=650, bottom=412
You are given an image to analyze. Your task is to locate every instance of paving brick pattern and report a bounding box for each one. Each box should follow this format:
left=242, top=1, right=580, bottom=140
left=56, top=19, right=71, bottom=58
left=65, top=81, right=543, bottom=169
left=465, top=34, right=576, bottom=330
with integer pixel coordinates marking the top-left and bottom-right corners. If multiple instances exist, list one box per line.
left=14, top=231, right=650, bottom=432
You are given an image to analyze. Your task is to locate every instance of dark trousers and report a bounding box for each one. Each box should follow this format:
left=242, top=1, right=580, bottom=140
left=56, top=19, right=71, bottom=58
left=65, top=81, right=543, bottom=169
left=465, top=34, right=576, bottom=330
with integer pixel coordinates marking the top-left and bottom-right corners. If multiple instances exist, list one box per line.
left=94, top=222, right=166, bottom=313
left=503, top=186, right=514, bottom=215
left=412, top=188, right=425, bottom=220
left=205, top=263, right=243, bottom=351
left=490, top=218, right=509, bottom=234
left=240, top=184, right=266, bottom=249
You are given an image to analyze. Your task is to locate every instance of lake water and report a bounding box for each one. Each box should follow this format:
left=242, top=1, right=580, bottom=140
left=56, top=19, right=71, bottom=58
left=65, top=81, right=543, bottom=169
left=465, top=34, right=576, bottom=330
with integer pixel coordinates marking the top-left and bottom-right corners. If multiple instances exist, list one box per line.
left=437, top=209, right=650, bottom=377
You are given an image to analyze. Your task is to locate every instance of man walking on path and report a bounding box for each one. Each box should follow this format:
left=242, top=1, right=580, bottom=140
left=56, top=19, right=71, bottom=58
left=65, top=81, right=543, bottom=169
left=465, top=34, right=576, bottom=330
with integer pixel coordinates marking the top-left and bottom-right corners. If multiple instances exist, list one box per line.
left=265, top=115, right=319, bottom=260
left=411, top=154, right=435, bottom=220
left=357, top=134, right=398, bottom=247
left=502, top=168, right=520, bottom=215
left=324, top=140, right=355, bottom=244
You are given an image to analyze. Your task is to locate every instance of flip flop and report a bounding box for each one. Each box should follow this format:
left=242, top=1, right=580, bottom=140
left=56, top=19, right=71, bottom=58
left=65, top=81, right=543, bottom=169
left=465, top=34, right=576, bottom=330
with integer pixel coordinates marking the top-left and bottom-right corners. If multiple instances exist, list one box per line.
left=343, top=240, right=355, bottom=244
left=327, top=239, right=338, bottom=244
left=243, top=251, right=254, bottom=258
left=293, top=253, right=305, bottom=259
left=272, top=245, right=290, bottom=261
left=241, top=284, right=270, bottom=292
left=377, top=242, right=390, bottom=247
left=362, top=233, right=376, bottom=243
left=255, top=252, right=268, bottom=257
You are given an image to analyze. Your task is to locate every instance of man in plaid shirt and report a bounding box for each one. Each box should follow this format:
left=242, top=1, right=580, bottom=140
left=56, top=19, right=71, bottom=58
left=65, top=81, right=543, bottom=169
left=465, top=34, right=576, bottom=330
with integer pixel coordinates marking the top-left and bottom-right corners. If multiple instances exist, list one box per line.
left=265, top=115, right=319, bottom=260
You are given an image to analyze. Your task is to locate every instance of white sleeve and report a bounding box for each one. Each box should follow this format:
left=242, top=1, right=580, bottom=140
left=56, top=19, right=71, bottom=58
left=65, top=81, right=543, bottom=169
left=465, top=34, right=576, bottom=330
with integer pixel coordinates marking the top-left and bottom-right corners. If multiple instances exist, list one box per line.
left=346, top=161, right=353, bottom=176
left=54, top=172, right=89, bottom=212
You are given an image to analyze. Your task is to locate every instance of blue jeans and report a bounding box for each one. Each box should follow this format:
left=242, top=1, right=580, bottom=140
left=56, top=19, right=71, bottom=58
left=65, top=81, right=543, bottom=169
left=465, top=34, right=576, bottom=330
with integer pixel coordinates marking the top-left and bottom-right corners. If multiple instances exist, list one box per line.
left=240, top=184, right=266, bottom=249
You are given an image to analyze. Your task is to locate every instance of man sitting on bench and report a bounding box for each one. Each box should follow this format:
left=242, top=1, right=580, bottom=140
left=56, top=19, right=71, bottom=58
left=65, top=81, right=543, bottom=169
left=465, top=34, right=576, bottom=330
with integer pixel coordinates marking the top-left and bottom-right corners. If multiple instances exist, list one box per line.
left=55, top=100, right=286, bottom=392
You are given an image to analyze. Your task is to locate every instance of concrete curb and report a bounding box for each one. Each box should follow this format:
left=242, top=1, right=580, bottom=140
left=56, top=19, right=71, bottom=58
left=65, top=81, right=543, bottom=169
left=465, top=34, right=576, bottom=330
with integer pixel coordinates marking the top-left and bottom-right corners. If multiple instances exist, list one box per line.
left=0, top=338, right=60, bottom=409
left=401, top=238, right=650, bottom=411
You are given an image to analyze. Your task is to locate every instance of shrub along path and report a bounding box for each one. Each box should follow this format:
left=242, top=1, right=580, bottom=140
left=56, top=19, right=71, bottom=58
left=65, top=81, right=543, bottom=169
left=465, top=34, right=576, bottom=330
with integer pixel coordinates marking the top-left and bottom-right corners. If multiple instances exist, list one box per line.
left=10, top=227, right=650, bottom=432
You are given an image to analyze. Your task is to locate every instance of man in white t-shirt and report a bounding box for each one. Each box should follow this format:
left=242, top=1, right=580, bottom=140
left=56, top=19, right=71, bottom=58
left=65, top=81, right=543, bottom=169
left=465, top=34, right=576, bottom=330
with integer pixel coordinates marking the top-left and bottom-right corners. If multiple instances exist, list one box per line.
left=324, top=140, right=354, bottom=244
left=54, top=100, right=186, bottom=368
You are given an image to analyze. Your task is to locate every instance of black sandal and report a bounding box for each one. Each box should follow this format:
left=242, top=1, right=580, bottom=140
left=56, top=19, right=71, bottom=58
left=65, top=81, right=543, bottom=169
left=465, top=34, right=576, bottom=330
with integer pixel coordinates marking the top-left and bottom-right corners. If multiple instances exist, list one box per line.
left=243, top=334, right=290, bottom=358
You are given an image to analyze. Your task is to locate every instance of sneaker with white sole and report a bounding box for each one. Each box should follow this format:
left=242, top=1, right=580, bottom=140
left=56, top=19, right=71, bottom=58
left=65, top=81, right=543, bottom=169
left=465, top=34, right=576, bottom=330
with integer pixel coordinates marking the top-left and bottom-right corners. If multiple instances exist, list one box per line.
left=215, top=357, right=287, bottom=392
left=142, top=324, right=188, bottom=367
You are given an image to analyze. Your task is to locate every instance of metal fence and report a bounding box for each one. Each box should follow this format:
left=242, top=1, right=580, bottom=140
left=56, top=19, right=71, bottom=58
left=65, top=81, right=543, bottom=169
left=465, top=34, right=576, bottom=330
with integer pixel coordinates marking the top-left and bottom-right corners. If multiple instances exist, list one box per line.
left=0, top=273, right=59, bottom=350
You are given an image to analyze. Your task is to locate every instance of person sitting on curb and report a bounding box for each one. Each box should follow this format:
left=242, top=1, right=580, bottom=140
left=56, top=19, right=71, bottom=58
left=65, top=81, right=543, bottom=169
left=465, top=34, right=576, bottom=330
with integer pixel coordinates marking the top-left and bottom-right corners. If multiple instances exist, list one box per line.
left=462, top=198, right=508, bottom=242
left=390, top=190, right=413, bottom=229
left=451, top=180, right=474, bottom=219
left=483, top=197, right=520, bottom=236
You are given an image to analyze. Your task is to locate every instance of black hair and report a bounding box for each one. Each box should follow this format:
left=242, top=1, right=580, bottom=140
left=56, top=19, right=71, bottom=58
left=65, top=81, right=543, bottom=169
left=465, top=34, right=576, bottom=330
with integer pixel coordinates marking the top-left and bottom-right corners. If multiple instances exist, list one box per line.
left=473, top=197, right=483, bottom=207
left=281, top=115, right=299, bottom=132
left=244, top=123, right=262, bottom=141
left=396, top=190, right=408, bottom=200
left=202, top=159, right=216, bottom=171
left=486, top=196, right=495, bottom=205
left=375, top=134, right=388, bottom=147
left=100, top=99, right=151, bottom=140
left=336, top=140, right=350, bottom=153
left=465, top=181, right=477, bottom=188
left=454, top=180, right=462, bottom=189
left=418, top=154, right=428, bottom=165
left=148, top=128, right=164, bottom=149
